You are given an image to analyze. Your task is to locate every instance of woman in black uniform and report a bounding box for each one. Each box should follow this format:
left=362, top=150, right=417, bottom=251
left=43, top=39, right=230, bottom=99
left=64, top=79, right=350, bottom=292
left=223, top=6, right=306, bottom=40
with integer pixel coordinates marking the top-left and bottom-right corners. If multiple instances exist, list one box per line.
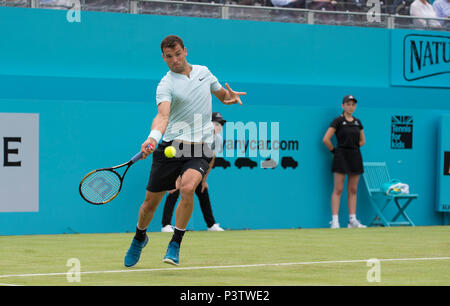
left=322, top=95, right=366, bottom=229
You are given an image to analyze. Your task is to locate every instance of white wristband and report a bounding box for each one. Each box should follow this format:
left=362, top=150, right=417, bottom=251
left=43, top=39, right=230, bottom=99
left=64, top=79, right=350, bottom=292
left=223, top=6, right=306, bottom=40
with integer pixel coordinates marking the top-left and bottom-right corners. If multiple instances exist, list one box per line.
left=148, top=130, right=162, bottom=143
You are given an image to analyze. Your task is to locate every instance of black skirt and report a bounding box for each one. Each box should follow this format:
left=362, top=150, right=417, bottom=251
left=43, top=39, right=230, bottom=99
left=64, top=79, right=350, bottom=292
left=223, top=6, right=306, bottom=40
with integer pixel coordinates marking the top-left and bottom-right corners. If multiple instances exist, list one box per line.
left=332, top=147, right=364, bottom=174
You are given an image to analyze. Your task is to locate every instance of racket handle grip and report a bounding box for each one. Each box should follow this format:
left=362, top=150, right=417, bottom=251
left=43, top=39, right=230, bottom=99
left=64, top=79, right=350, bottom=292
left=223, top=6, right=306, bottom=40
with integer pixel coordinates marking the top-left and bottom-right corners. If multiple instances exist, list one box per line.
left=131, top=152, right=143, bottom=164
left=131, top=144, right=153, bottom=164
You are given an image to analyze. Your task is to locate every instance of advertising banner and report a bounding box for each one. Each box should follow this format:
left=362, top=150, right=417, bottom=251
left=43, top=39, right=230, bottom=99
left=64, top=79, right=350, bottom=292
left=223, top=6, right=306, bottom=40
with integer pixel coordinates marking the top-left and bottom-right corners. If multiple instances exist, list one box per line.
left=436, top=115, right=450, bottom=212
left=391, top=31, right=450, bottom=88
left=0, top=113, right=39, bottom=212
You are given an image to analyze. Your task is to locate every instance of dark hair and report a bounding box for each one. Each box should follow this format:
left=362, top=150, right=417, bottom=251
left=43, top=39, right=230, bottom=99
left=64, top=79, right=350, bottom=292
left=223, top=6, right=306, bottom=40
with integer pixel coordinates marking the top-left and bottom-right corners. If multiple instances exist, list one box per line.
left=160, top=35, right=185, bottom=53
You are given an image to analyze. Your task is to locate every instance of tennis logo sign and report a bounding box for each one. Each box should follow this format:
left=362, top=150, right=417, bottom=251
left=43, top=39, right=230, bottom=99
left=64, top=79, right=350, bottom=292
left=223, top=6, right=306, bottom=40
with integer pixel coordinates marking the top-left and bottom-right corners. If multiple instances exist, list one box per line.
left=89, top=176, right=113, bottom=199
left=391, top=116, right=413, bottom=150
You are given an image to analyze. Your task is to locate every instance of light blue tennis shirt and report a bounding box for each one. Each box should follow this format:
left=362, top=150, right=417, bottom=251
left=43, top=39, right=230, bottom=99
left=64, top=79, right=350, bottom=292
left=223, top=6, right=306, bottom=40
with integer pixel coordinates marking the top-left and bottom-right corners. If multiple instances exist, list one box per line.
left=156, top=64, right=222, bottom=144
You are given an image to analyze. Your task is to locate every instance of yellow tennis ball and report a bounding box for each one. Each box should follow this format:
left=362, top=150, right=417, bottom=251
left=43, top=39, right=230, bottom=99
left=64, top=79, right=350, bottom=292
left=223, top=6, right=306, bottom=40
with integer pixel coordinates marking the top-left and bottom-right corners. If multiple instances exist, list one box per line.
left=164, top=146, right=176, bottom=158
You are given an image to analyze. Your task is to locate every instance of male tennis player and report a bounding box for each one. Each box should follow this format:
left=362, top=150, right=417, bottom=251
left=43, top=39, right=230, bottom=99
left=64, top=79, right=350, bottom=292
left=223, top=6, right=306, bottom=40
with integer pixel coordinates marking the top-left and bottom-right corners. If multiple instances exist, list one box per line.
left=124, top=35, right=245, bottom=267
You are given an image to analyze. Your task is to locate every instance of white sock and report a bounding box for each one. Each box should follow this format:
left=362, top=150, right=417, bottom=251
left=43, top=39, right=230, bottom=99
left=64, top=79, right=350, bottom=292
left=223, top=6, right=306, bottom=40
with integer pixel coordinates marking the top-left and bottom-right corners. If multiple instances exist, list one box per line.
left=349, top=214, right=356, bottom=222
left=332, top=215, right=339, bottom=223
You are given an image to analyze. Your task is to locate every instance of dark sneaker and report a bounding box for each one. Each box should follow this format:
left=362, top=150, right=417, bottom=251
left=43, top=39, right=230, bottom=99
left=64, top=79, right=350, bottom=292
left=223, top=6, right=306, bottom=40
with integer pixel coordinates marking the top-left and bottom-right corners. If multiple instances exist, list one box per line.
left=124, top=236, right=148, bottom=267
left=163, top=241, right=180, bottom=266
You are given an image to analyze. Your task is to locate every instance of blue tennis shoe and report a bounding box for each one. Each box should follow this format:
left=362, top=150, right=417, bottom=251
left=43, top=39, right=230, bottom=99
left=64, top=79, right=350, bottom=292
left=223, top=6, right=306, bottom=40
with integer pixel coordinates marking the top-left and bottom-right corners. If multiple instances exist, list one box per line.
left=163, top=241, right=180, bottom=266
left=124, top=236, right=148, bottom=267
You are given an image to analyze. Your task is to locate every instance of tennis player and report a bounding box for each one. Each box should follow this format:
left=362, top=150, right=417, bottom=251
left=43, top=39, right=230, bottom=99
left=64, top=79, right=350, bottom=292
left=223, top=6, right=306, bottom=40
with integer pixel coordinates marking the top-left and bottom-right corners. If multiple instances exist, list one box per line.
left=124, top=35, right=245, bottom=267
left=322, top=95, right=366, bottom=229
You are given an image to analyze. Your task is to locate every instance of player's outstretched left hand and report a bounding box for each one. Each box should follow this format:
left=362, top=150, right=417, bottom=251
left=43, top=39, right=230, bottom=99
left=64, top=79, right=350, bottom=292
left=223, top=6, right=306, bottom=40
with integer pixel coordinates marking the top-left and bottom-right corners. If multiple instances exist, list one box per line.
left=223, top=83, right=246, bottom=105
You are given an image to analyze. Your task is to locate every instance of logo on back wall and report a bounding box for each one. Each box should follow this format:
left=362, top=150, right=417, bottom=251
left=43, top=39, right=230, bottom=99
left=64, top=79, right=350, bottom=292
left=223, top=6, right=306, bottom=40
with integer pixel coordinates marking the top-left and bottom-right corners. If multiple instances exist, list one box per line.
left=391, top=116, right=413, bottom=149
left=391, top=32, right=450, bottom=88
left=403, top=34, right=450, bottom=82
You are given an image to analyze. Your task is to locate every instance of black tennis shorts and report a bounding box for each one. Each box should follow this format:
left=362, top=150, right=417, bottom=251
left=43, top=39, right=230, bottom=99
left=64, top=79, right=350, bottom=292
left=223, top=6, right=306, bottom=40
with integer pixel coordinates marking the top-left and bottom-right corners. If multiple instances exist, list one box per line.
left=146, top=141, right=213, bottom=192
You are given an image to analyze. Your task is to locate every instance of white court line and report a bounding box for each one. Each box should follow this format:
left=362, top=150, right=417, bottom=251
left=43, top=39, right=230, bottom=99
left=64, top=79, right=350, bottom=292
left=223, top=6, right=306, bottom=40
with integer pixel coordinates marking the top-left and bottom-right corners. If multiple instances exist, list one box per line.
left=0, top=257, right=449, bottom=279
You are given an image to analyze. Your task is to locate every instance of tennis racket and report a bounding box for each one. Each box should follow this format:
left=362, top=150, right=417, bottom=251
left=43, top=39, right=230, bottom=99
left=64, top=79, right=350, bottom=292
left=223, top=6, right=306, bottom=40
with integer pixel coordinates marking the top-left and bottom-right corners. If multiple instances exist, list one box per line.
left=79, top=145, right=153, bottom=205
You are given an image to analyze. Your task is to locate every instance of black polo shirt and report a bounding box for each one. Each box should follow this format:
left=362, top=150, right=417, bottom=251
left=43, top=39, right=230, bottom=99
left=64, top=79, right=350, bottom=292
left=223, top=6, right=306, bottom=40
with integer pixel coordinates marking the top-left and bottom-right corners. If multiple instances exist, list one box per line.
left=330, top=115, right=363, bottom=149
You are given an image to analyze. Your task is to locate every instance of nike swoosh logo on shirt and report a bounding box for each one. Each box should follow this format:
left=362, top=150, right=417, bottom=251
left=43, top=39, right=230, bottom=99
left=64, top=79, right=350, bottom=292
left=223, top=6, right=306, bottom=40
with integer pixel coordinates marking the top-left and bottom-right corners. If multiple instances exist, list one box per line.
left=199, top=77, right=206, bottom=81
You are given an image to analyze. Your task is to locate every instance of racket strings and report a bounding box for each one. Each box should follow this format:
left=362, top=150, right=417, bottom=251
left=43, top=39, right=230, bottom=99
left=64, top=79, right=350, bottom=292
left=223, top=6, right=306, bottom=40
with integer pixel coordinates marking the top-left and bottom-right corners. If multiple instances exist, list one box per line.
left=80, top=170, right=121, bottom=204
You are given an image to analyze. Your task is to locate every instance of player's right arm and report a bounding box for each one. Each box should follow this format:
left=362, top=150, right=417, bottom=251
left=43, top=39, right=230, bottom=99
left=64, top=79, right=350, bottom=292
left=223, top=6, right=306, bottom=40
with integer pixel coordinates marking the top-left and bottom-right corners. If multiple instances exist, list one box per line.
left=141, top=101, right=171, bottom=159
